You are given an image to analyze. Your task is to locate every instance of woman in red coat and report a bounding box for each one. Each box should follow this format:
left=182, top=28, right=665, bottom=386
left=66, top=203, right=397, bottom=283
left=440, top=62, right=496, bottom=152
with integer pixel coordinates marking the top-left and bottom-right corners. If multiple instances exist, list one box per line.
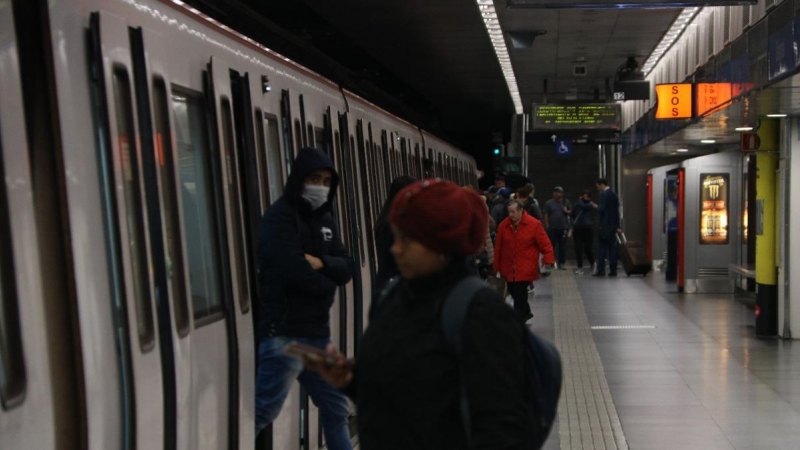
left=494, top=200, right=555, bottom=322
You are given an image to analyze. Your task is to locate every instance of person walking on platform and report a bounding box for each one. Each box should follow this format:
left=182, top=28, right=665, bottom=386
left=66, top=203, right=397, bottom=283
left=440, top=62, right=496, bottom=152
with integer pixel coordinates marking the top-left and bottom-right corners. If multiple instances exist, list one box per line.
left=298, top=180, right=533, bottom=450
left=571, top=190, right=596, bottom=275
left=593, top=178, right=621, bottom=277
left=543, top=186, right=572, bottom=270
left=374, top=175, right=416, bottom=294
left=490, top=187, right=512, bottom=226
left=254, top=147, right=354, bottom=449
left=495, top=200, right=555, bottom=322
left=517, top=183, right=543, bottom=221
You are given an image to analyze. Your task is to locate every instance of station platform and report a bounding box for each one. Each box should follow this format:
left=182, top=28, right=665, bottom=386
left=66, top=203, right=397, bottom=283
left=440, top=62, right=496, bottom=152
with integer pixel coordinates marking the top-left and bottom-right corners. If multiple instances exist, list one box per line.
left=528, top=268, right=800, bottom=450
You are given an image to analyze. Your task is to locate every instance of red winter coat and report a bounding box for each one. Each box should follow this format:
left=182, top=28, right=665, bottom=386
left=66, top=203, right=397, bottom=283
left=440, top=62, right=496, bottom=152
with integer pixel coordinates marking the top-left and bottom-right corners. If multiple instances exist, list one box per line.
left=493, top=213, right=555, bottom=283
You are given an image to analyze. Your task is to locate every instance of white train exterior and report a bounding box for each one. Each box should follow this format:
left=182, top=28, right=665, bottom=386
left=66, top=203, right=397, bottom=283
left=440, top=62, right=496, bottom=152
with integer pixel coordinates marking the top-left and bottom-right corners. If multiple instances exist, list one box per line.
left=0, top=1, right=478, bottom=450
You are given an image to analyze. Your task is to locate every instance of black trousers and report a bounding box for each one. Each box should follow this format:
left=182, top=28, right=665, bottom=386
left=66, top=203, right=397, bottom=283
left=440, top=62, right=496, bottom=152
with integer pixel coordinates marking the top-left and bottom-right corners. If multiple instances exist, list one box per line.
left=573, top=227, right=595, bottom=268
left=507, top=281, right=532, bottom=317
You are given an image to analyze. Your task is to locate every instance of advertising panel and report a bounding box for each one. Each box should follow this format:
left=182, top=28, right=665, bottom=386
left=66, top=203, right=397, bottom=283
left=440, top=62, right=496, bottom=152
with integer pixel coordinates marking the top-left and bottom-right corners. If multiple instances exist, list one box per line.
left=700, top=173, right=729, bottom=245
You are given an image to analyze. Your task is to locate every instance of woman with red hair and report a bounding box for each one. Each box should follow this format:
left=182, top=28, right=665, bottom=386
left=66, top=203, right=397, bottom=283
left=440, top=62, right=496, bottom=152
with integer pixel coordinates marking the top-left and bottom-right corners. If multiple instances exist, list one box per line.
left=303, top=179, right=531, bottom=450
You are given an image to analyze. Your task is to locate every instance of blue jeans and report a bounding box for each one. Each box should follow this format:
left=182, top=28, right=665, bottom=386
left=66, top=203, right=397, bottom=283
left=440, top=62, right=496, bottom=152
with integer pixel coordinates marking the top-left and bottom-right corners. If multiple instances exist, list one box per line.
left=597, top=235, right=618, bottom=274
left=547, top=228, right=568, bottom=265
left=255, top=336, right=351, bottom=450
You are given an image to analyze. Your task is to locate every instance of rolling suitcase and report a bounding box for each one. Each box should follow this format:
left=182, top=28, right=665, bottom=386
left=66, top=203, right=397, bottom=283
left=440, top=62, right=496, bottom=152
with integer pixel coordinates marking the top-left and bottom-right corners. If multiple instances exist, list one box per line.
left=616, top=232, right=652, bottom=277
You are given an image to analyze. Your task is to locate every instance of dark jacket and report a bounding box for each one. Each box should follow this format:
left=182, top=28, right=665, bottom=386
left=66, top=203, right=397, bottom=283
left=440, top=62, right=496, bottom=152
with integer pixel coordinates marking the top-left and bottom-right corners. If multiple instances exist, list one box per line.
left=571, top=198, right=595, bottom=229
left=490, top=199, right=509, bottom=226
left=597, top=187, right=621, bottom=230
left=521, top=197, right=543, bottom=221
left=348, top=262, right=531, bottom=450
left=256, top=148, right=353, bottom=339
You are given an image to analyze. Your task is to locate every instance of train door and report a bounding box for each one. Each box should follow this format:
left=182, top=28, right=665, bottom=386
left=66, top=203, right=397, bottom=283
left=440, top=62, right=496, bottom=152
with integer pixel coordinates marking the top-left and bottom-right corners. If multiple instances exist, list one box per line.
left=208, top=57, right=255, bottom=450
left=87, top=13, right=165, bottom=450
left=0, top=2, right=75, bottom=448
left=356, top=120, right=377, bottom=313
left=337, top=113, right=363, bottom=357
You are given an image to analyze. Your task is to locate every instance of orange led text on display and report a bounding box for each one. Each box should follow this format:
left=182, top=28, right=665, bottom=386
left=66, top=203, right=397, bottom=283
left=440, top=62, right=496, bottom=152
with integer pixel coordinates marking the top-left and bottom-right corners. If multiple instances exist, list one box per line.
left=696, top=83, right=732, bottom=116
left=655, top=84, right=692, bottom=119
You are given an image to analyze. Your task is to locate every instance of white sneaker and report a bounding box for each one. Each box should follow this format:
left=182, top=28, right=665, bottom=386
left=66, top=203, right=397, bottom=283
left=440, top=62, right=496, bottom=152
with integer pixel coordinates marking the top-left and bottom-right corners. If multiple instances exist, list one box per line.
left=527, top=286, right=535, bottom=294
left=574, top=268, right=584, bottom=275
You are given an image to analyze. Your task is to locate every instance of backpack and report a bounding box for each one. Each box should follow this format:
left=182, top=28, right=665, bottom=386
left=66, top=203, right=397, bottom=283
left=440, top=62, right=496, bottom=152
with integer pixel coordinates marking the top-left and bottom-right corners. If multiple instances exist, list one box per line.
left=377, top=276, right=562, bottom=449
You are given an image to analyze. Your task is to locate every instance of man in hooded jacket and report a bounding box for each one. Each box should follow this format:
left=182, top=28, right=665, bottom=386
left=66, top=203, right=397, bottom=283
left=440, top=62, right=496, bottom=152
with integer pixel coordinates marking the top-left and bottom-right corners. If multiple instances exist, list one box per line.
left=255, top=147, right=354, bottom=449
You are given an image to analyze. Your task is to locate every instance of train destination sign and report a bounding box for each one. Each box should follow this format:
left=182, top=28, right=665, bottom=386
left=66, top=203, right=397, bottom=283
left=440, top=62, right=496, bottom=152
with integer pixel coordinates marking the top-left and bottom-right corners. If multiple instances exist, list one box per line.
left=532, top=104, right=621, bottom=130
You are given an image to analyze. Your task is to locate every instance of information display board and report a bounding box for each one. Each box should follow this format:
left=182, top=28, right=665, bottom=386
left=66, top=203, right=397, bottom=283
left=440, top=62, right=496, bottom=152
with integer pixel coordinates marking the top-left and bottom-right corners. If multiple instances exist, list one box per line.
left=699, top=173, right=729, bottom=245
left=532, top=104, right=620, bottom=130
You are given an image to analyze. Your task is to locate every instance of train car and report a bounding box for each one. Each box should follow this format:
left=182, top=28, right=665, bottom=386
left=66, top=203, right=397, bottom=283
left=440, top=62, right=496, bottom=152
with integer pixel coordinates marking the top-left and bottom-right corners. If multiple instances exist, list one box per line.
left=0, top=1, right=477, bottom=450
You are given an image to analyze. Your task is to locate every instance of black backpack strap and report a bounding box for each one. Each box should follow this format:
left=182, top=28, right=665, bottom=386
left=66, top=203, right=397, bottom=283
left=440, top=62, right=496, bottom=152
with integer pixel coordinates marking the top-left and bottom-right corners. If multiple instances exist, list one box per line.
left=440, top=276, right=491, bottom=449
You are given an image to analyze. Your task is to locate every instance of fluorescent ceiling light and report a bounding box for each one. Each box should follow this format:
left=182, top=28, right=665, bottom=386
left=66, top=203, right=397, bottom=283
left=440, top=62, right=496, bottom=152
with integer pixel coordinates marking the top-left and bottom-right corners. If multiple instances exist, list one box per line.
left=677, top=148, right=689, bottom=152
left=735, top=127, right=754, bottom=131
left=642, top=7, right=701, bottom=76
left=476, top=0, right=523, bottom=114
left=767, top=114, right=787, bottom=118
left=701, top=139, right=716, bottom=144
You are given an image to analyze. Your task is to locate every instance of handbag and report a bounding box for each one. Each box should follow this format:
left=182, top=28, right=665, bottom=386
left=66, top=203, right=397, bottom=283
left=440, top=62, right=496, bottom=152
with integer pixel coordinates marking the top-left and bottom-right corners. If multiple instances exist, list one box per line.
left=485, top=274, right=506, bottom=296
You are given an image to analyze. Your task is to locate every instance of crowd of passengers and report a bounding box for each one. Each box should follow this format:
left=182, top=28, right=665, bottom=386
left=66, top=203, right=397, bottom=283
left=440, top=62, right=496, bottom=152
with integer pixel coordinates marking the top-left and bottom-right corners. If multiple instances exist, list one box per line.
left=254, top=147, right=621, bottom=450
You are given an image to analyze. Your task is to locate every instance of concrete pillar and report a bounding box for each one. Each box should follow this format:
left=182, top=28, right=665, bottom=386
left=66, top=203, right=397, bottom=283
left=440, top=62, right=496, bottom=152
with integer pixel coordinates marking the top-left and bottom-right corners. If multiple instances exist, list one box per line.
left=755, top=119, right=779, bottom=337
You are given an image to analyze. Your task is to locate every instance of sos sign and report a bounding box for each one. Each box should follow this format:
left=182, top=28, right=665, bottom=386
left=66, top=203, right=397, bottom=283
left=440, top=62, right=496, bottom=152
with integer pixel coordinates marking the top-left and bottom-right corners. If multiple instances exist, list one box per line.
left=655, top=83, right=693, bottom=119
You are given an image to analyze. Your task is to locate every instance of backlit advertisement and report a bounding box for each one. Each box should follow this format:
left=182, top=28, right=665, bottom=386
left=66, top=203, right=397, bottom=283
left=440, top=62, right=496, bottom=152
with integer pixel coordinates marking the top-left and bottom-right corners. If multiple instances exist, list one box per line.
left=700, top=173, right=729, bottom=245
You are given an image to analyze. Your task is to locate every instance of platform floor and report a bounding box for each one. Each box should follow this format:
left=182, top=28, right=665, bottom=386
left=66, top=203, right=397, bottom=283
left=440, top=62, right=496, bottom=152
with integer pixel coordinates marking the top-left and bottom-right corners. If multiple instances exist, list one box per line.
left=531, top=267, right=800, bottom=450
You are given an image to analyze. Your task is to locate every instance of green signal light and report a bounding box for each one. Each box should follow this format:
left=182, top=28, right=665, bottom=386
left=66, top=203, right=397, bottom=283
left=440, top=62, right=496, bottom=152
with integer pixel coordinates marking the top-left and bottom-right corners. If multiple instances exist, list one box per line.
left=493, top=148, right=501, bottom=155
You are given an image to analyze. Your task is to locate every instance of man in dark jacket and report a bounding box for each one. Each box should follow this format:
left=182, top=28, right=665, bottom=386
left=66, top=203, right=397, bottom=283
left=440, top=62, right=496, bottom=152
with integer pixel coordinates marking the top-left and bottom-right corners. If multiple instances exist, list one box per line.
left=255, top=147, right=353, bottom=449
left=593, top=178, right=621, bottom=277
left=543, top=186, right=572, bottom=269
left=490, top=187, right=512, bottom=226
left=571, top=190, right=596, bottom=275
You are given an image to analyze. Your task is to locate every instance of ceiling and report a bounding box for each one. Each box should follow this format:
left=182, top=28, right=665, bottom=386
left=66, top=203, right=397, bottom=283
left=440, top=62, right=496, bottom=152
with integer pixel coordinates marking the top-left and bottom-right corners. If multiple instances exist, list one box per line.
left=498, top=7, right=681, bottom=106
left=197, top=0, right=689, bottom=168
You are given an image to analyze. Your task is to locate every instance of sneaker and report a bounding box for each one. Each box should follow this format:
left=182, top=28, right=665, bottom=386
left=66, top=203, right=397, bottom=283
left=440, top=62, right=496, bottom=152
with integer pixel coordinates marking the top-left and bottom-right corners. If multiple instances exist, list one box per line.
left=558, top=266, right=567, bottom=271
left=608, top=272, right=618, bottom=277
left=574, top=269, right=584, bottom=275
left=527, top=286, right=535, bottom=294
left=591, top=272, right=605, bottom=277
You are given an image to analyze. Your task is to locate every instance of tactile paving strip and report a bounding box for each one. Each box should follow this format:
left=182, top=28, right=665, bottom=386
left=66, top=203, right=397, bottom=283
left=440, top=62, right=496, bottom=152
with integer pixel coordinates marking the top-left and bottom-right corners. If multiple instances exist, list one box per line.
left=551, top=271, right=628, bottom=450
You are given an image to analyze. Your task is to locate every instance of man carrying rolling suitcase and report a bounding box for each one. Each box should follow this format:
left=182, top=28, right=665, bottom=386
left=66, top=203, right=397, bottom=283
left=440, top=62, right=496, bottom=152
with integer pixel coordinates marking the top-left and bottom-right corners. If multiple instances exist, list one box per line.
left=592, top=179, right=620, bottom=277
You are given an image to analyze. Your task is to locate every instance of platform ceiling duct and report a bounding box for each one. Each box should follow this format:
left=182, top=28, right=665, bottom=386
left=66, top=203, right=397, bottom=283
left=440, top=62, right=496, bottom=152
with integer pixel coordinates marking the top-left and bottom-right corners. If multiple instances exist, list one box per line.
left=507, top=30, right=547, bottom=49
left=507, top=0, right=756, bottom=8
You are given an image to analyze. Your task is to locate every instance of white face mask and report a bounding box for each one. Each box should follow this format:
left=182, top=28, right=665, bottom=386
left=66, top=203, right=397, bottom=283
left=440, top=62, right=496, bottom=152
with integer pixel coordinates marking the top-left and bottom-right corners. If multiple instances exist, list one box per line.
left=302, top=184, right=330, bottom=210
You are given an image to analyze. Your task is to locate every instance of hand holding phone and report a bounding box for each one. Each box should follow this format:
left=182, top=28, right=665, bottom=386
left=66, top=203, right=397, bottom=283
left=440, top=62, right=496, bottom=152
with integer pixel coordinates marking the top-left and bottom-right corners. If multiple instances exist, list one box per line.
left=285, top=342, right=354, bottom=389
left=284, top=342, right=338, bottom=366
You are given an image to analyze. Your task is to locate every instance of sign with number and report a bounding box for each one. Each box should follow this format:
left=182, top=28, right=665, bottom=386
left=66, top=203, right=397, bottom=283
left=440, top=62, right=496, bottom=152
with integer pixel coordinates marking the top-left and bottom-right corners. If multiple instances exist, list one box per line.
left=696, top=83, right=732, bottom=116
left=655, top=84, right=692, bottom=119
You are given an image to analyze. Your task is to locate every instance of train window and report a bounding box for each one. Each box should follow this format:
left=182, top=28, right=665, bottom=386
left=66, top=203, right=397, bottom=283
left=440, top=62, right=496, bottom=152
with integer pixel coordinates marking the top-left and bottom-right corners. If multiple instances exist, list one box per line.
left=113, top=69, right=155, bottom=351
left=280, top=90, right=293, bottom=175
left=307, top=123, right=315, bottom=147
left=153, top=78, right=190, bottom=337
left=0, top=138, right=26, bottom=410
left=221, top=99, right=250, bottom=314
left=264, top=115, right=284, bottom=204
left=171, top=88, right=225, bottom=324
left=254, top=109, right=270, bottom=211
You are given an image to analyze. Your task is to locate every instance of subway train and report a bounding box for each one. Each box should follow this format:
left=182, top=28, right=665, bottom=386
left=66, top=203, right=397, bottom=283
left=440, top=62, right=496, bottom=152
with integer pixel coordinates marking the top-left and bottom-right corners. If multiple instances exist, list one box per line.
left=0, top=1, right=478, bottom=450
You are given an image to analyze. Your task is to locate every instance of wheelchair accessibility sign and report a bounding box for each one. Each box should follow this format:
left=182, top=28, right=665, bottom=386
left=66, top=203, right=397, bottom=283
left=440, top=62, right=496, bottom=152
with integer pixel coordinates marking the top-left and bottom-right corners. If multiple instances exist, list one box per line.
left=555, top=139, right=572, bottom=156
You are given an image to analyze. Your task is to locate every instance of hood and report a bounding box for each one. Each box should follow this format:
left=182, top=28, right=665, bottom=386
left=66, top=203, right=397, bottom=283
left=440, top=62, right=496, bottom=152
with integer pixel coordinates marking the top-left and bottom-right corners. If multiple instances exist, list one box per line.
left=284, top=147, right=340, bottom=212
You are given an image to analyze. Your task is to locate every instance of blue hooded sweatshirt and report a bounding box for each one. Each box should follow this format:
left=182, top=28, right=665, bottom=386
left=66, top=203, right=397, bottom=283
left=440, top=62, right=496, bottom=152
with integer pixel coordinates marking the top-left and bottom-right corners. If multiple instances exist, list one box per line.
left=256, top=148, right=353, bottom=339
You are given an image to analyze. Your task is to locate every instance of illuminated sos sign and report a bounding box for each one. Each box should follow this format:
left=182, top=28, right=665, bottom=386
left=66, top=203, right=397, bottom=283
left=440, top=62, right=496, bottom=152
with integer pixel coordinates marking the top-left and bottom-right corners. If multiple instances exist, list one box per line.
left=655, top=84, right=693, bottom=119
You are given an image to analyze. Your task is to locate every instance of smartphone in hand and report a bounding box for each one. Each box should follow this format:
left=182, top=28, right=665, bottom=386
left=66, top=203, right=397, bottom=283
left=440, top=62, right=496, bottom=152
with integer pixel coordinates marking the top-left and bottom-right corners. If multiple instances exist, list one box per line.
left=284, top=342, right=339, bottom=367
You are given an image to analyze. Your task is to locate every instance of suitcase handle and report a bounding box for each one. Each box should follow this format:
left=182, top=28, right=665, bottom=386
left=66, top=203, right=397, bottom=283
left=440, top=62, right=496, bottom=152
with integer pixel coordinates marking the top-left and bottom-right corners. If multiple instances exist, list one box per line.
left=616, top=231, right=627, bottom=244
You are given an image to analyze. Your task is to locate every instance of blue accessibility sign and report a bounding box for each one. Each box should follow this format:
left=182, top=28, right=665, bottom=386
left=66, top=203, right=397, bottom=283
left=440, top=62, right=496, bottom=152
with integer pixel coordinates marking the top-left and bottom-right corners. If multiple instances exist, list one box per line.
left=555, top=139, right=572, bottom=156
